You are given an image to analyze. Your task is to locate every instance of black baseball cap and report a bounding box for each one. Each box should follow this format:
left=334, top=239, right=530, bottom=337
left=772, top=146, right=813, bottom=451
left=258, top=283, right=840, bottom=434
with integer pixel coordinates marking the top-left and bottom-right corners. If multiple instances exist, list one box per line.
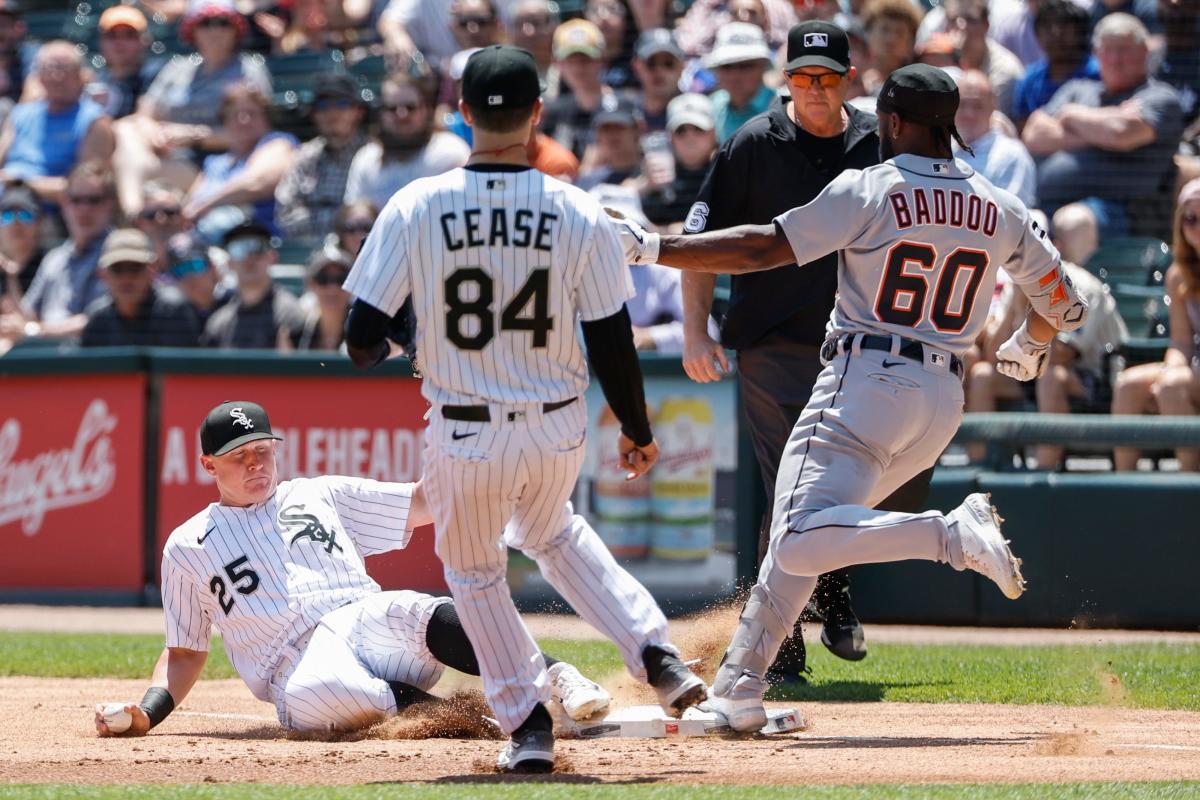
left=461, top=44, right=541, bottom=111
left=314, top=73, right=362, bottom=104
left=876, top=64, right=960, bottom=127
left=201, top=401, right=283, bottom=456
left=785, top=21, right=851, bottom=73
left=593, top=94, right=642, bottom=128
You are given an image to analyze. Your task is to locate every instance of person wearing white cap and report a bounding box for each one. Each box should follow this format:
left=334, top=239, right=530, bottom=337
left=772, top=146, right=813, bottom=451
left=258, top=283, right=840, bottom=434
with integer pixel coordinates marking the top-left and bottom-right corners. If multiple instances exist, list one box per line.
left=640, top=94, right=718, bottom=228
left=705, top=22, right=776, bottom=142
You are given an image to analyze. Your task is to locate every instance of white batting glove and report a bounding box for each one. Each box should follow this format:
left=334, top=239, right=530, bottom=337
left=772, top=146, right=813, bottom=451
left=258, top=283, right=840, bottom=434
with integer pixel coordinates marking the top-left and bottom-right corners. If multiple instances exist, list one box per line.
left=995, top=322, right=1050, bottom=382
left=604, top=207, right=661, bottom=264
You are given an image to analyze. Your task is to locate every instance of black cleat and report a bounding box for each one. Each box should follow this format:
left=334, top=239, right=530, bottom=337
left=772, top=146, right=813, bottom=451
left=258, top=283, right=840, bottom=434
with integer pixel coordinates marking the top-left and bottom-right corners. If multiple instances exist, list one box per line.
left=644, top=645, right=707, bottom=717
left=497, top=728, right=554, bottom=773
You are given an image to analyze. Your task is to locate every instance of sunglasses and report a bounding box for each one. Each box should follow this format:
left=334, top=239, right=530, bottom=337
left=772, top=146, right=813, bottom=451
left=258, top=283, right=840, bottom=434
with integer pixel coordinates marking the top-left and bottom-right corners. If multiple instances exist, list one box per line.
left=196, top=17, right=235, bottom=28
left=108, top=262, right=149, bottom=276
left=786, top=71, right=844, bottom=89
left=313, top=270, right=349, bottom=286
left=338, top=220, right=373, bottom=234
left=0, top=209, right=36, bottom=225
left=139, top=206, right=182, bottom=222
left=455, top=15, right=495, bottom=27
left=227, top=237, right=270, bottom=260
left=168, top=257, right=209, bottom=279
left=314, top=97, right=356, bottom=111
left=1183, top=212, right=1200, bottom=227
left=67, top=193, right=111, bottom=206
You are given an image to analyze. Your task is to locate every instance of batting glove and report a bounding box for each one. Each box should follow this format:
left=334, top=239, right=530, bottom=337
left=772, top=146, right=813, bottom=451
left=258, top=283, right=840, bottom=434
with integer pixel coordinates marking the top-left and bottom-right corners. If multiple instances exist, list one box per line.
left=995, top=322, right=1050, bottom=382
left=604, top=207, right=660, bottom=265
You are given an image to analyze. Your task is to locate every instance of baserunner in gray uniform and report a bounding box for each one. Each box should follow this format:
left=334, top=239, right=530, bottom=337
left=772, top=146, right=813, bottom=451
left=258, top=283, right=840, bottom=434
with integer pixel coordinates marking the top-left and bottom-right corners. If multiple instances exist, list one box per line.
left=608, top=64, right=1088, bottom=732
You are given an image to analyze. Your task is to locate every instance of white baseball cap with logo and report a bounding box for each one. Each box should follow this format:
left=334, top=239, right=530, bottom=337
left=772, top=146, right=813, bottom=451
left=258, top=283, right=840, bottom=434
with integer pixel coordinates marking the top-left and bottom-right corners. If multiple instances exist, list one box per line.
left=704, top=22, right=772, bottom=69
left=666, top=93, right=715, bottom=133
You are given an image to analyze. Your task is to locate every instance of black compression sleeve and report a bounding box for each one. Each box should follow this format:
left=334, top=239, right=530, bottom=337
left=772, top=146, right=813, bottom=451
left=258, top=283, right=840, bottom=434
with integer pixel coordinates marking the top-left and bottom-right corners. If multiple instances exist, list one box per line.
left=581, top=306, right=653, bottom=447
left=344, top=300, right=394, bottom=369
left=139, top=687, right=175, bottom=729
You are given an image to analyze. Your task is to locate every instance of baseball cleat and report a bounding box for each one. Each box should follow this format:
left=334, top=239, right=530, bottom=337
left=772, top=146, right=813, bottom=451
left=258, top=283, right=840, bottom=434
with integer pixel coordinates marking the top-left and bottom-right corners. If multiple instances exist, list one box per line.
left=644, top=648, right=707, bottom=717
left=548, top=661, right=611, bottom=721
left=700, top=689, right=768, bottom=734
left=496, top=729, right=555, bottom=773
left=948, top=492, right=1026, bottom=600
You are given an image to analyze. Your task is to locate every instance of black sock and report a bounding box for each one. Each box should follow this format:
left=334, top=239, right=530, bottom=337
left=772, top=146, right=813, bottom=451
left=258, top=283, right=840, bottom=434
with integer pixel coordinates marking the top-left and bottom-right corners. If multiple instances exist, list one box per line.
left=425, top=602, right=560, bottom=674
left=513, top=702, right=552, bottom=737
left=388, top=681, right=436, bottom=710
left=642, top=644, right=677, bottom=685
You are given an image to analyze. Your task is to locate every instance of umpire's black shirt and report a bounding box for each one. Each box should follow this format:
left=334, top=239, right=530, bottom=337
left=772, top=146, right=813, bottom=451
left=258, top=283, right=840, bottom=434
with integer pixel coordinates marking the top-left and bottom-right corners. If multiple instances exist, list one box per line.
left=687, top=98, right=879, bottom=349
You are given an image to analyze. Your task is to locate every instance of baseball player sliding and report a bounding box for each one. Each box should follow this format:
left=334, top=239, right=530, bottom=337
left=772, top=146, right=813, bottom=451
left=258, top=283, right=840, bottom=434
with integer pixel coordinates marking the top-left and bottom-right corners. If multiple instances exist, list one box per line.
left=341, top=45, right=705, bottom=772
left=94, top=401, right=610, bottom=738
left=610, top=64, right=1088, bottom=732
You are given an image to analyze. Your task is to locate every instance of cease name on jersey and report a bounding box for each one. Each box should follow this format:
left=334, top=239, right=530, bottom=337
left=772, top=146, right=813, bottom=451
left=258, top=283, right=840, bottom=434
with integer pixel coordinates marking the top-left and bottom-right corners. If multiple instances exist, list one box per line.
left=440, top=207, right=558, bottom=252
left=888, top=188, right=998, bottom=238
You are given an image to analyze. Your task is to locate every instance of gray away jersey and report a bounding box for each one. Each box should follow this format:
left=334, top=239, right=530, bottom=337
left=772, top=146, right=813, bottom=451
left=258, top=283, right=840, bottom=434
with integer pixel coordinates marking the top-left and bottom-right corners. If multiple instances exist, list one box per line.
left=344, top=166, right=635, bottom=405
left=775, top=153, right=1063, bottom=355
left=161, top=477, right=414, bottom=701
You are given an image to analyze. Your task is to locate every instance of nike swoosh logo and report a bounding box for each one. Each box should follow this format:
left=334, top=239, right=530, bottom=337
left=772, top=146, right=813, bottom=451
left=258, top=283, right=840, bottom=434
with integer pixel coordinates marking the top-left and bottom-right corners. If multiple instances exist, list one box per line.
left=627, top=225, right=643, bottom=245
left=451, top=431, right=477, bottom=440
left=881, top=359, right=905, bottom=369
left=198, top=525, right=216, bottom=544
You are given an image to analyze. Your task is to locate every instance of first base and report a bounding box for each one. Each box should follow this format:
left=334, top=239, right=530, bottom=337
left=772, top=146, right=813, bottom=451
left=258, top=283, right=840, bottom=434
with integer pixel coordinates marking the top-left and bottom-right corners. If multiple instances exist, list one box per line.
left=574, top=705, right=804, bottom=739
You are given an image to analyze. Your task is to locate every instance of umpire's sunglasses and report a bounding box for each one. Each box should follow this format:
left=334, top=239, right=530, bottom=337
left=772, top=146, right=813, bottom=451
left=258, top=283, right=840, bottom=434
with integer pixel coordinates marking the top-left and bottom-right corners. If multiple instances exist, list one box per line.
left=786, top=71, right=844, bottom=89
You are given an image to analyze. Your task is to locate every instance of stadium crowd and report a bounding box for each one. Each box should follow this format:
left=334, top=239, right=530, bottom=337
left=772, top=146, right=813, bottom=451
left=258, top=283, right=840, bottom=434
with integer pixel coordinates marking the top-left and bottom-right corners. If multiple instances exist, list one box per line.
left=0, top=0, right=1196, bottom=469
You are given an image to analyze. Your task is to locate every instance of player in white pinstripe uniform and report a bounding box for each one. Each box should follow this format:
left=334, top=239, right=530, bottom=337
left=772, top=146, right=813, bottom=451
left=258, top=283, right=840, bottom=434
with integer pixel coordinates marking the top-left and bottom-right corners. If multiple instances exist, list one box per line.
left=94, top=401, right=610, bottom=737
left=343, top=46, right=706, bottom=772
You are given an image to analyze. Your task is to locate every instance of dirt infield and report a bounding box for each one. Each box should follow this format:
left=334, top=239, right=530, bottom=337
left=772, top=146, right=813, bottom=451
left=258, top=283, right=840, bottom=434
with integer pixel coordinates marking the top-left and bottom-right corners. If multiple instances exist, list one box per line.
left=4, top=676, right=1200, bottom=786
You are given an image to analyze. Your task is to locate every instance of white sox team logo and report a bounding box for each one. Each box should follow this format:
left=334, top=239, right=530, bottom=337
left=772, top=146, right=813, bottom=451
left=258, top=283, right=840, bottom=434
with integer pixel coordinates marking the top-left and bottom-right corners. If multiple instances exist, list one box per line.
left=280, top=505, right=343, bottom=554
left=229, top=408, right=254, bottom=430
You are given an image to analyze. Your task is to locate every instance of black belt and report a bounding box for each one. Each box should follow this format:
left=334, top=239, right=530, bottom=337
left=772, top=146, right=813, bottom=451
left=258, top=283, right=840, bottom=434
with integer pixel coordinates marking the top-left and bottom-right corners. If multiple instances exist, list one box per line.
left=823, top=333, right=964, bottom=378
left=441, top=397, right=577, bottom=422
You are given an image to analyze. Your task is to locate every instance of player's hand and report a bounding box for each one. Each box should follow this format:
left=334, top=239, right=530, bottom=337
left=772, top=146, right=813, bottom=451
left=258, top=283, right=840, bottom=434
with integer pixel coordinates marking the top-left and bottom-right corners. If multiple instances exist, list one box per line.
left=617, top=433, right=659, bottom=481
left=682, top=329, right=729, bottom=383
left=995, top=323, right=1050, bottom=382
left=94, top=703, right=151, bottom=737
left=604, top=208, right=660, bottom=265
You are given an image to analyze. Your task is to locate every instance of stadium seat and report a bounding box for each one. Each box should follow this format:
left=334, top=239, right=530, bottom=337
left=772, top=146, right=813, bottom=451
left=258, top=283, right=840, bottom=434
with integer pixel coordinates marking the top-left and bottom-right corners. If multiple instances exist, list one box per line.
left=1083, top=237, right=1171, bottom=287
left=1110, top=282, right=1169, bottom=338
left=275, top=239, right=322, bottom=266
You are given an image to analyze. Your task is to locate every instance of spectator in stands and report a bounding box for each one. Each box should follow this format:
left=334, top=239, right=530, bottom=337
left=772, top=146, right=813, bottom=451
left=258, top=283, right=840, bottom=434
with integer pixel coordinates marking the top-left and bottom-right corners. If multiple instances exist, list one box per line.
left=135, top=182, right=188, bottom=270
left=540, top=19, right=613, bottom=160
left=954, top=70, right=1038, bottom=206
left=586, top=0, right=636, bottom=90
left=164, top=232, right=232, bottom=326
left=252, top=0, right=340, bottom=55
left=1023, top=13, right=1183, bottom=239
left=113, top=0, right=273, bottom=216
left=276, top=74, right=368, bottom=240
left=287, top=244, right=353, bottom=351
left=183, top=84, right=298, bottom=239
left=967, top=219, right=1127, bottom=470
left=0, top=41, right=115, bottom=206
left=0, top=181, right=43, bottom=296
left=201, top=220, right=302, bottom=349
left=331, top=200, right=377, bottom=254
left=705, top=23, right=774, bottom=144
left=915, top=33, right=959, bottom=70
left=0, top=161, right=115, bottom=343
left=90, top=6, right=162, bottom=120
left=861, top=0, right=920, bottom=95
left=1011, top=0, right=1097, bottom=125
left=675, top=0, right=797, bottom=59
left=631, top=28, right=684, bottom=135
left=1154, top=0, right=1200, bottom=124
left=577, top=95, right=643, bottom=191
left=1112, top=179, right=1200, bottom=471
left=1088, top=0, right=1159, bottom=35
left=987, top=0, right=1046, bottom=68
left=378, top=0, right=501, bottom=70
left=343, top=70, right=469, bottom=210
left=81, top=228, right=202, bottom=347
left=1051, top=202, right=1100, bottom=265
left=0, top=0, right=34, bottom=108
left=641, top=93, right=717, bottom=229
left=943, top=0, right=1025, bottom=117
left=527, top=127, right=580, bottom=182
left=509, top=0, right=558, bottom=78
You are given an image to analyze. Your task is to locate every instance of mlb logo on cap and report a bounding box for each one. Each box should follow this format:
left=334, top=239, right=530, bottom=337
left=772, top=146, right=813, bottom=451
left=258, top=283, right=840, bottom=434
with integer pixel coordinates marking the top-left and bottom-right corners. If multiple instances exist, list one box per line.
left=489, top=94, right=503, bottom=105
left=934, top=163, right=949, bottom=173
left=804, top=33, right=828, bottom=47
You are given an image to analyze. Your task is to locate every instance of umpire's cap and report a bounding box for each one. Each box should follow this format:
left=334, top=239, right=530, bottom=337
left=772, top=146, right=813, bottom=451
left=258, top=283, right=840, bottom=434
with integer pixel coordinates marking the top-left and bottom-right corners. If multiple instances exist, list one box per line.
left=876, top=64, right=960, bottom=127
left=461, top=45, right=541, bottom=111
left=201, top=401, right=283, bottom=456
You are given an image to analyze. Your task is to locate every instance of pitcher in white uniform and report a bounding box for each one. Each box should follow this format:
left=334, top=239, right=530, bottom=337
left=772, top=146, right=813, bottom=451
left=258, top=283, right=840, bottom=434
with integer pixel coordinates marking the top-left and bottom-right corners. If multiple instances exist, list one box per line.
left=94, top=401, right=610, bottom=738
left=609, top=64, right=1089, bottom=731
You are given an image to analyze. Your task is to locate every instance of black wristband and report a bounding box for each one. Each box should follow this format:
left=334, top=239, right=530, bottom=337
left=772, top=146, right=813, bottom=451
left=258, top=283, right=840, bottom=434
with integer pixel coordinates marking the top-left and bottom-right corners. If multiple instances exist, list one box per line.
left=139, top=687, right=175, bottom=729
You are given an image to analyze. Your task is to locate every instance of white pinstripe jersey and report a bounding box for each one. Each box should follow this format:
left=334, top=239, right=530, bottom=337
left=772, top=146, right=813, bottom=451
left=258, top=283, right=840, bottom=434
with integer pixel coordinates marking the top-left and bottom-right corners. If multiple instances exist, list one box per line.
left=161, top=476, right=414, bottom=701
left=344, top=165, right=635, bottom=405
left=775, top=154, right=1064, bottom=355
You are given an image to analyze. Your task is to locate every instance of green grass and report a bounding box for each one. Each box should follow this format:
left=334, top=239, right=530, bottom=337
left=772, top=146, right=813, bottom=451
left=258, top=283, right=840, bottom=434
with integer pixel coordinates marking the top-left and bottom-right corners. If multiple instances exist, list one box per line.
left=1, top=783, right=1198, bottom=799
left=4, top=631, right=1199, bottom=711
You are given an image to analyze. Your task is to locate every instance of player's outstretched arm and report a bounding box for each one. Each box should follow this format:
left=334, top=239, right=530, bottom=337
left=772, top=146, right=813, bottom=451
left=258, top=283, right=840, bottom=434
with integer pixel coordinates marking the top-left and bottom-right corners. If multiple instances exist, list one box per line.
left=95, top=646, right=208, bottom=737
left=606, top=209, right=794, bottom=274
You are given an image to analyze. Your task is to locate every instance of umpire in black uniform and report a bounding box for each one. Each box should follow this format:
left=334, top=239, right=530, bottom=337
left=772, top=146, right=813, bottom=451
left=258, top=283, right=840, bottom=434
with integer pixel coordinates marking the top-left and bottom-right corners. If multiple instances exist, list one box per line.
left=680, top=21, right=934, bottom=683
